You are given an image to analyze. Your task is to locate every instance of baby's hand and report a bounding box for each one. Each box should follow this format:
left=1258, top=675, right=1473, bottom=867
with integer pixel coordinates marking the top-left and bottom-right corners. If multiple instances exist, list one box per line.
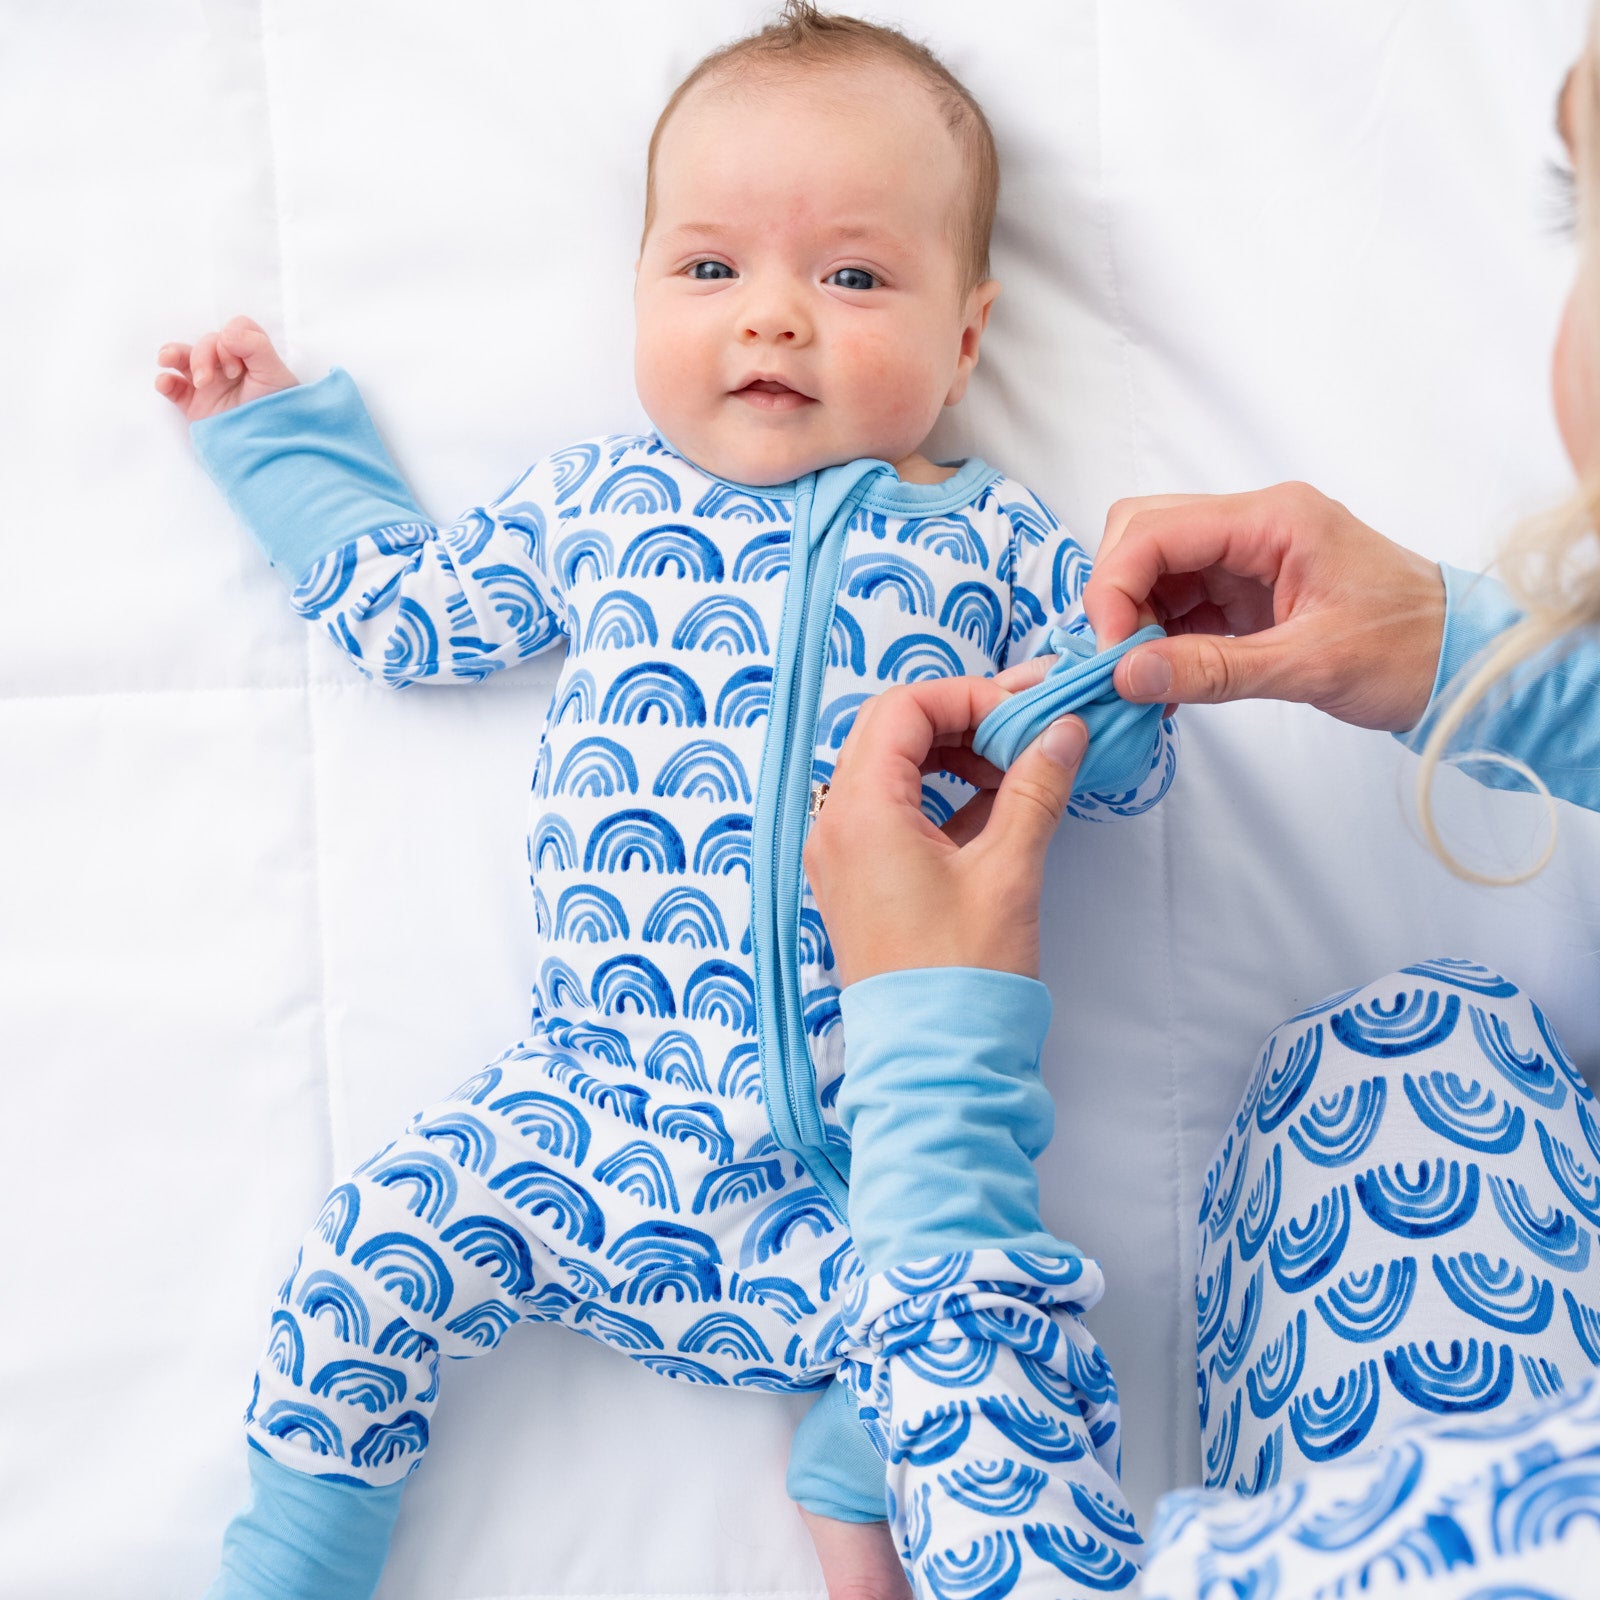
left=154, top=315, right=299, bottom=422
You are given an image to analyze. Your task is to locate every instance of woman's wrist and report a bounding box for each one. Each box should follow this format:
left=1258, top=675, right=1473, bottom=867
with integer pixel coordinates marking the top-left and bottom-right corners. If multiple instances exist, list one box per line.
left=1378, top=547, right=1450, bottom=733
left=1395, top=564, right=1523, bottom=745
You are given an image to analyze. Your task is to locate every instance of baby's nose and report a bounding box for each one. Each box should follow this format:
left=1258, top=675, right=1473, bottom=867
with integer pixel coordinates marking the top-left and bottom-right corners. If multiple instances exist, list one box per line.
left=739, top=295, right=811, bottom=345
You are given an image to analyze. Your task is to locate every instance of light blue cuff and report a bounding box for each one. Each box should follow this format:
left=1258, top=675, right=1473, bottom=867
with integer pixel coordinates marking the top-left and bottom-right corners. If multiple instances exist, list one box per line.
left=205, top=1445, right=403, bottom=1600
left=1395, top=563, right=1524, bottom=753
left=786, top=1380, right=888, bottom=1522
left=190, top=368, right=425, bottom=582
left=973, top=623, right=1169, bottom=793
left=837, top=967, right=1070, bottom=1276
left=1394, top=564, right=1600, bottom=814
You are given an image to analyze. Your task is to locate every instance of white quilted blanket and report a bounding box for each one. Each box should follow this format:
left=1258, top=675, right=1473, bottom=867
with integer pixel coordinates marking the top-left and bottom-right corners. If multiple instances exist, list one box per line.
left=3, top=3, right=1595, bottom=1596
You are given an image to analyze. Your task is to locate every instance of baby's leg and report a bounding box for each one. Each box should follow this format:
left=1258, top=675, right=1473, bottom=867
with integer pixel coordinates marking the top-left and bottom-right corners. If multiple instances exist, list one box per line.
left=245, top=1043, right=592, bottom=1489
left=798, top=1507, right=910, bottom=1600
left=216, top=1038, right=606, bottom=1594
left=790, top=1378, right=906, bottom=1597
left=1197, top=958, right=1600, bottom=1493
left=224, top=1029, right=887, bottom=1594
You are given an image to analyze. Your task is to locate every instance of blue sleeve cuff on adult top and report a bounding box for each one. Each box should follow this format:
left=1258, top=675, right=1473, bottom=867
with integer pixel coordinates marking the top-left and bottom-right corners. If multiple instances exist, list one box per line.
left=204, top=1444, right=403, bottom=1600
left=785, top=1379, right=889, bottom=1522
left=1397, top=562, right=1600, bottom=815
left=190, top=368, right=425, bottom=582
left=837, top=966, right=1072, bottom=1278
left=1396, top=563, right=1524, bottom=755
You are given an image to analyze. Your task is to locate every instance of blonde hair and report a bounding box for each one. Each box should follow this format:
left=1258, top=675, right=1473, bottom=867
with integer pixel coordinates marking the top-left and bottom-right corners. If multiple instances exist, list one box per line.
left=641, top=1, right=999, bottom=293
left=1417, top=19, right=1600, bottom=884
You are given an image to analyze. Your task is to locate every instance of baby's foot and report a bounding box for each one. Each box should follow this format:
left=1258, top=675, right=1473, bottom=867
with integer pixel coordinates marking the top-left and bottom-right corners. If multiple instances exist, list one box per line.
left=798, top=1505, right=912, bottom=1600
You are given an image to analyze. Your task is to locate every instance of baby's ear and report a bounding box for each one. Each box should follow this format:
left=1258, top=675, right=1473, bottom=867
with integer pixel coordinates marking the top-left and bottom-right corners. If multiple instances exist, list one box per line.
left=945, top=279, right=1001, bottom=407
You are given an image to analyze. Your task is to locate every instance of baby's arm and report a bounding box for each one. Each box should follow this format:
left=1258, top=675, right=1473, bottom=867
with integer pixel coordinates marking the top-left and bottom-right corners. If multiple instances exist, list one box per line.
left=158, top=320, right=569, bottom=686
left=1001, top=490, right=1179, bottom=819
left=836, top=971, right=1143, bottom=1594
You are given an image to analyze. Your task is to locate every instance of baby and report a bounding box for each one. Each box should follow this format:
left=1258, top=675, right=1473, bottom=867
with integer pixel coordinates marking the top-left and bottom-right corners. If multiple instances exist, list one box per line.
left=158, top=4, right=1176, bottom=1595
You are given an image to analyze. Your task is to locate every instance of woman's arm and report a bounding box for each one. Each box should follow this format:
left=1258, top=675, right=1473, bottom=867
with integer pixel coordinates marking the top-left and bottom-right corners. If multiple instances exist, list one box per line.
left=1081, top=483, right=1600, bottom=814
left=808, top=680, right=1145, bottom=1592
left=1397, top=563, right=1600, bottom=814
left=1081, top=483, right=1445, bottom=732
left=835, top=969, right=1142, bottom=1595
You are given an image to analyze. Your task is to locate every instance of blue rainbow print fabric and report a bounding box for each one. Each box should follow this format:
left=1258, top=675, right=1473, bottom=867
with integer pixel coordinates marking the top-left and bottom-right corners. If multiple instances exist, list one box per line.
left=195, top=374, right=1600, bottom=1596
left=838, top=961, right=1600, bottom=1597
left=189, top=371, right=1177, bottom=1500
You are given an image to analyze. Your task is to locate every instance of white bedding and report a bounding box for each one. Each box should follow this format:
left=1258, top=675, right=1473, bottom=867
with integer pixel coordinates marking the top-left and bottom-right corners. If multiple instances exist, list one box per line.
left=3, top=3, right=1595, bottom=1595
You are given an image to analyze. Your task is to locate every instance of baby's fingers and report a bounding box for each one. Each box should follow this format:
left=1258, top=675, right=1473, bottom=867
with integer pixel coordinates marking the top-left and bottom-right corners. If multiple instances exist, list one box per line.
left=188, top=333, right=213, bottom=390
left=189, top=331, right=228, bottom=391
left=154, top=343, right=196, bottom=410
left=156, top=341, right=193, bottom=378
left=153, top=368, right=193, bottom=406
left=155, top=343, right=195, bottom=410
left=218, top=314, right=268, bottom=380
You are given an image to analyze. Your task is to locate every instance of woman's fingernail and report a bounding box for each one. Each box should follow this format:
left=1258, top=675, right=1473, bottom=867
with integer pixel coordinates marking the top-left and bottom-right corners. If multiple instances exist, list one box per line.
left=1125, top=649, right=1172, bottom=700
left=1041, top=717, right=1087, bottom=767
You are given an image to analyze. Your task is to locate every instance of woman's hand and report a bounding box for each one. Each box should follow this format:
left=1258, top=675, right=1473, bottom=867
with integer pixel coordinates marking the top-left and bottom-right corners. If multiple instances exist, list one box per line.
left=804, top=677, right=1088, bottom=986
left=1082, top=483, right=1446, bottom=732
left=155, top=315, right=299, bottom=422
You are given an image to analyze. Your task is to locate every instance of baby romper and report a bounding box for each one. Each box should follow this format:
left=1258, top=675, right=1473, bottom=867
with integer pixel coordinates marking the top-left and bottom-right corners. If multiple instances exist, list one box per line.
left=190, top=370, right=1177, bottom=1575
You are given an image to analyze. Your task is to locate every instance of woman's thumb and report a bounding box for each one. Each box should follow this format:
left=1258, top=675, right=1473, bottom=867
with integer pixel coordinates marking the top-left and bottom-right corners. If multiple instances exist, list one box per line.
left=984, top=716, right=1085, bottom=860
left=1116, top=632, right=1280, bottom=707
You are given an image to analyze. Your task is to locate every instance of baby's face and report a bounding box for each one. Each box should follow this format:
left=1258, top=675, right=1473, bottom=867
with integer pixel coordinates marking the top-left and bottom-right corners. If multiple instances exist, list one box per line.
left=635, top=63, right=996, bottom=487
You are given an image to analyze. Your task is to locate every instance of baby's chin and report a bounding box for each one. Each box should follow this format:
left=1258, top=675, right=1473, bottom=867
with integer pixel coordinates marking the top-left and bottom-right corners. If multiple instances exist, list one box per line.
left=644, top=416, right=903, bottom=489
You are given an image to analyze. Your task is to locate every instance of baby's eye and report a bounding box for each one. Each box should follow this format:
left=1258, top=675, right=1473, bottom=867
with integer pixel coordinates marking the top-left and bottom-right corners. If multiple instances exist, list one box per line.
left=826, top=267, right=878, bottom=291
left=688, top=260, right=735, bottom=281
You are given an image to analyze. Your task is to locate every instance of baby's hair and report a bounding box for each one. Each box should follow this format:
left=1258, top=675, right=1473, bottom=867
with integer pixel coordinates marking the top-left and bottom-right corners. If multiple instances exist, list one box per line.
left=642, top=0, right=999, bottom=292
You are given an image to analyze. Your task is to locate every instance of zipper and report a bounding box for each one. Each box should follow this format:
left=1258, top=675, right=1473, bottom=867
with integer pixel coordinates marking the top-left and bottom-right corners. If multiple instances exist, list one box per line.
left=751, top=460, right=889, bottom=1214
left=750, top=456, right=1003, bottom=1214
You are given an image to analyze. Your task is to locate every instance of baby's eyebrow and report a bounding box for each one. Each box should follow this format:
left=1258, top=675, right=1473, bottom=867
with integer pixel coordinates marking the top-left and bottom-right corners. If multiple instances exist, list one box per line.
left=1557, top=65, right=1576, bottom=153
left=822, top=222, right=896, bottom=244
left=656, top=219, right=908, bottom=252
left=662, top=222, right=733, bottom=242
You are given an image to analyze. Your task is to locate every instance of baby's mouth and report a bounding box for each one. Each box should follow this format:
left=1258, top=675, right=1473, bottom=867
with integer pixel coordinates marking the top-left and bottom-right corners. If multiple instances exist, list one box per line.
left=733, top=378, right=815, bottom=412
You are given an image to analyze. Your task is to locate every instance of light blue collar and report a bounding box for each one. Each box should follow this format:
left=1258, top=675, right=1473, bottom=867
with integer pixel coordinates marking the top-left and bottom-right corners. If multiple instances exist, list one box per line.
left=650, top=432, right=999, bottom=517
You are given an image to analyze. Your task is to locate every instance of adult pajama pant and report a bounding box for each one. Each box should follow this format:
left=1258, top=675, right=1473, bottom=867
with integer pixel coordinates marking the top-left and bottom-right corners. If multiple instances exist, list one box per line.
left=838, top=958, right=1600, bottom=1597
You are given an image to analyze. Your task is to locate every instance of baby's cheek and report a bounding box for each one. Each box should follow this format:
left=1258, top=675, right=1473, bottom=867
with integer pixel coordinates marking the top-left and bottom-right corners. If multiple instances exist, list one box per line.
left=636, top=312, right=713, bottom=432
left=841, top=326, right=944, bottom=429
left=637, top=318, right=689, bottom=391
